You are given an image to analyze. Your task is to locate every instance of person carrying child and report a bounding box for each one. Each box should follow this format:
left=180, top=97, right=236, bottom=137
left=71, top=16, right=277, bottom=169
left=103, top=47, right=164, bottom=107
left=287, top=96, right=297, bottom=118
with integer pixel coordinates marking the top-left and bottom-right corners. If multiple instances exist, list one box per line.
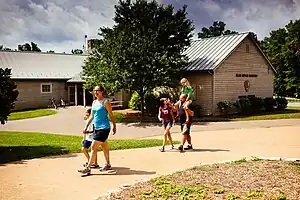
left=82, top=108, right=99, bottom=168
left=175, top=94, right=193, bottom=152
left=158, top=98, right=175, bottom=152
left=180, top=78, right=194, bottom=121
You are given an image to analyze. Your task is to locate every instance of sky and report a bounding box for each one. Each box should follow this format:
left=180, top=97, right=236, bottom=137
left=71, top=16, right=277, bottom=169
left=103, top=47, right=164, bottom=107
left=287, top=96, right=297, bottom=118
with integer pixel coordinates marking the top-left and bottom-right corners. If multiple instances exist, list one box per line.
left=0, top=0, right=299, bottom=53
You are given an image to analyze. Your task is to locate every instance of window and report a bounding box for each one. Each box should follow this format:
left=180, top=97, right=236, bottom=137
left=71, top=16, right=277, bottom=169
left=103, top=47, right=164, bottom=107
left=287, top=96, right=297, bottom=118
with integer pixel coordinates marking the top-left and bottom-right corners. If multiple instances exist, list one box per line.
left=246, top=44, right=250, bottom=53
left=41, top=83, right=52, bottom=94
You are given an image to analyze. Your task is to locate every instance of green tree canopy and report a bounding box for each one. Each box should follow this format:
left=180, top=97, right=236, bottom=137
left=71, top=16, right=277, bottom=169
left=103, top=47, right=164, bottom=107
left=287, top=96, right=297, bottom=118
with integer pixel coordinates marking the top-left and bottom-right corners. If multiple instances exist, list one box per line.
left=71, top=49, right=83, bottom=54
left=83, top=0, right=194, bottom=115
left=261, top=19, right=300, bottom=97
left=0, top=68, right=19, bottom=124
left=0, top=45, right=12, bottom=51
left=18, top=42, right=41, bottom=52
left=198, top=21, right=238, bottom=38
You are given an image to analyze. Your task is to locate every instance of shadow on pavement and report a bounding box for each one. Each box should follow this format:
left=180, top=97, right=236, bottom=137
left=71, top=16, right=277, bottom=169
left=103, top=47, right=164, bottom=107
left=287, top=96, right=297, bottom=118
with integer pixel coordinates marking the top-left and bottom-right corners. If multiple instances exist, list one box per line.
left=190, top=148, right=230, bottom=152
left=0, top=145, right=75, bottom=165
left=91, top=167, right=156, bottom=176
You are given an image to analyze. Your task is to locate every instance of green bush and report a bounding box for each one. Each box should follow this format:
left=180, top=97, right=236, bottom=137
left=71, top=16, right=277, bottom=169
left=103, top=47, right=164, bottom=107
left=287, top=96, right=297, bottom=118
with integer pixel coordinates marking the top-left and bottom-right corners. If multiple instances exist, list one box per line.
left=128, top=91, right=159, bottom=114
left=128, top=91, right=141, bottom=110
left=235, top=96, right=252, bottom=115
left=217, top=101, right=233, bottom=116
left=275, top=97, right=288, bottom=110
left=248, top=96, right=263, bottom=113
left=235, top=96, right=263, bottom=115
left=263, top=97, right=276, bottom=111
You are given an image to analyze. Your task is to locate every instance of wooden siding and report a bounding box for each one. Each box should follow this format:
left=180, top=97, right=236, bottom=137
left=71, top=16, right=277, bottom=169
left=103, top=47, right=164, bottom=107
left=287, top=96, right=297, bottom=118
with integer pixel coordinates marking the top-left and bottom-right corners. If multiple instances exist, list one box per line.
left=185, top=73, right=214, bottom=115
left=14, top=80, right=68, bottom=110
left=214, top=37, right=275, bottom=113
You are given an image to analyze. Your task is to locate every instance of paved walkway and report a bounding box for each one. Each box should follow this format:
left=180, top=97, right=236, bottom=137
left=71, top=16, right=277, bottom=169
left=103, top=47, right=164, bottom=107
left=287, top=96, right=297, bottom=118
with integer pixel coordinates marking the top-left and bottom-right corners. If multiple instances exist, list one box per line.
left=1, top=125, right=300, bottom=200
left=2, top=106, right=300, bottom=139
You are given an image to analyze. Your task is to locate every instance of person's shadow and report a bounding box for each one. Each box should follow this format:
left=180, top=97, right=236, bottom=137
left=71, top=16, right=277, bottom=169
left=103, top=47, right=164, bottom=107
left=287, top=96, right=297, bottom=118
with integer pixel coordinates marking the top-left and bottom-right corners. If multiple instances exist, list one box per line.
left=87, top=167, right=156, bottom=176
left=166, top=148, right=230, bottom=153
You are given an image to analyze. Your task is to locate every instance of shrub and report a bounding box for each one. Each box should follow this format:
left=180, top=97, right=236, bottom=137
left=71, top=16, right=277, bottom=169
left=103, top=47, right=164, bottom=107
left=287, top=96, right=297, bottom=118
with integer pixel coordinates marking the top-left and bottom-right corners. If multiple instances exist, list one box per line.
left=217, top=101, right=232, bottom=116
left=275, top=97, right=288, bottom=110
left=128, top=91, right=141, bottom=110
left=128, top=91, right=159, bottom=115
left=235, top=96, right=264, bottom=115
left=263, top=97, right=276, bottom=111
left=235, top=96, right=252, bottom=115
left=248, top=96, right=263, bottom=113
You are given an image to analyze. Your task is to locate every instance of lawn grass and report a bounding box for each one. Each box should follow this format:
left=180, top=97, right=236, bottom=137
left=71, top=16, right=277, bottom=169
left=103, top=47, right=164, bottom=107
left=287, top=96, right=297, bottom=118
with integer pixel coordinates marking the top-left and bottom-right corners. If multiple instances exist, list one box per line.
left=0, top=131, right=172, bottom=164
left=286, top=97, right=300, bottom=102
left=114, top=107, right=300, bottom=124
left=8, top=109, right=58, bottom=121
left=106, top=160, right=300, bottom=200
left=230, top=106, right=300, bottom=121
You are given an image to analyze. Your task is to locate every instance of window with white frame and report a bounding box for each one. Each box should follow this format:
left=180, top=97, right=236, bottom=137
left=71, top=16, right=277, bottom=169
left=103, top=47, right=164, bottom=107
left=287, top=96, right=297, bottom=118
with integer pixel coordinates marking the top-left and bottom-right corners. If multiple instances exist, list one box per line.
left=41, top=83, right=52, bottom=94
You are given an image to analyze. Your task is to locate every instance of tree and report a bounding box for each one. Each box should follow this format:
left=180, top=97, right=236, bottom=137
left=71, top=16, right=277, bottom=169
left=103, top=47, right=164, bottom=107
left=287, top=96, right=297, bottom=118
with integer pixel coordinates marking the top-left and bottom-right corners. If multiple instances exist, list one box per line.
left=0, top=68, right=19, bottom=124
left=0, top=45, right=12, bottom=51
left=198, top=21, right=238, bottom=38
left=31, top=42, right=41, bottom=52
left=83, top=0, right=194, bottom=117
left=18, top=42, right=41, bottom=52
left=261, top=19, right=300, bottom=97
left=71, top=49, right=83, bottom=54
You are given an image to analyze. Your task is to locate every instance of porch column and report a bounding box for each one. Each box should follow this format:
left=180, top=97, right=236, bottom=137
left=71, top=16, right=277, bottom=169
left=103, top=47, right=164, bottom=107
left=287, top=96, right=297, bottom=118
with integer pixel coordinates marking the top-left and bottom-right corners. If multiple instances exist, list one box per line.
left=67, top=86, right=70, bottom=103
left=75, top=84, right=78, bottom=106
left=83, top=87, right=86, bottom=107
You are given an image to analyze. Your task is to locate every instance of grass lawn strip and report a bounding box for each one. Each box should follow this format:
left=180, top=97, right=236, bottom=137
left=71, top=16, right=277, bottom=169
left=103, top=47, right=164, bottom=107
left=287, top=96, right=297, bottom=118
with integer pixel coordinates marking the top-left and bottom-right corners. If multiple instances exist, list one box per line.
left=0, top=131, right=178, bottom=164
left=8, top=109, right=57, bottom=121
left=104, top=159, right=300, bottom=200
left=114, top=107, right=300, bottom=124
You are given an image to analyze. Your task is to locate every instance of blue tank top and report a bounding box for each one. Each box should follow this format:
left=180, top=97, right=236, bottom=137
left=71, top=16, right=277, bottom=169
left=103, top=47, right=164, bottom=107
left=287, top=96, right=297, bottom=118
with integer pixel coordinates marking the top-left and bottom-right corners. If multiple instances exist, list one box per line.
left=92, top=99, right=110, bottom=130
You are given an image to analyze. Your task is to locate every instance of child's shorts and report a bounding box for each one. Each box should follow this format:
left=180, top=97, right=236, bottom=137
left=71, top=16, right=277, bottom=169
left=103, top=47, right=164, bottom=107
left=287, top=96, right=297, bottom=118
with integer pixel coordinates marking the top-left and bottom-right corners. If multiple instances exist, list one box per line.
left=82, top=140, right=92, bottom=149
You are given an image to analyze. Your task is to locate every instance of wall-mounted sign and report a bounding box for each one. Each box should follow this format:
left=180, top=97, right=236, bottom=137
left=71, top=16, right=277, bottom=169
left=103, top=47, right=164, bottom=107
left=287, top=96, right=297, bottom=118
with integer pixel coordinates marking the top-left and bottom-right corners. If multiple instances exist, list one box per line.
left=236, top=74, right=258, bottom=77
left=244, top=80, right=250, bottom=92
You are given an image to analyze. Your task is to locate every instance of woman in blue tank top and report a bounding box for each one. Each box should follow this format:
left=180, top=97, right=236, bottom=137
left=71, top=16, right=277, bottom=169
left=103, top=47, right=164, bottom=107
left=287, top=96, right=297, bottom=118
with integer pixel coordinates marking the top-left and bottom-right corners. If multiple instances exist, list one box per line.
left=78, top=85, right=116, bottom=175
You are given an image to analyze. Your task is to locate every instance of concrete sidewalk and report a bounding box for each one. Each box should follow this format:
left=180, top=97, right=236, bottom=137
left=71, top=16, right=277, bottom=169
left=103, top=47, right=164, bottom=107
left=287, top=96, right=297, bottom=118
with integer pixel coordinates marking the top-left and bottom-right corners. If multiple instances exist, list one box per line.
left=1, top=125, right=299, bottom=200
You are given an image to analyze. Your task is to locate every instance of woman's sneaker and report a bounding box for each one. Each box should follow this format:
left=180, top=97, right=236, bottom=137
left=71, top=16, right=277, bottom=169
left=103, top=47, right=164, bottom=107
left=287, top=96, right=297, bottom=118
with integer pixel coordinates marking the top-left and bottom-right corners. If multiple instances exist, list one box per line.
left=184, top=145, right=193, bottom=150
left=159, top=146, right=165, bottom=152
left=99, top=163, right=112, bottom=171
left=90, top=163, right=100, bottom=169
left=170, top=145, right=175, bottom=150
left=78, top=167, right=91, bottom=175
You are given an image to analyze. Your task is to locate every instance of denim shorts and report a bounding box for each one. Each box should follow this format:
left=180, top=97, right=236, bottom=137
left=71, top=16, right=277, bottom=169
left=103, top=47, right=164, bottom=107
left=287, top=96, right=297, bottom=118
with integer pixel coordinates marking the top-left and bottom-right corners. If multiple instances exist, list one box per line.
left=82, top=140, right=92, bottom=149
left=93, top=129, right=110, bottom=142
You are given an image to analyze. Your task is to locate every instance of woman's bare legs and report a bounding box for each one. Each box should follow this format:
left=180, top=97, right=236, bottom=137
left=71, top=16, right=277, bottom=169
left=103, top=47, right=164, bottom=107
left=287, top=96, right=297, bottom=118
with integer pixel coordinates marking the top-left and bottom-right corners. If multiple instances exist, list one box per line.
left=100, top=141, right=110, bottom=165
left=86, top=140, right=101, bottom=168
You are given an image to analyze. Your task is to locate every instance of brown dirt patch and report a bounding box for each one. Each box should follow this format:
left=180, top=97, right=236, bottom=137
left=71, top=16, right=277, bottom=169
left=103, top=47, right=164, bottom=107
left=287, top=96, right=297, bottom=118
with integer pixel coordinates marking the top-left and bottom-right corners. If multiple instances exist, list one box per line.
left=100, top=160, right=300, bottom=200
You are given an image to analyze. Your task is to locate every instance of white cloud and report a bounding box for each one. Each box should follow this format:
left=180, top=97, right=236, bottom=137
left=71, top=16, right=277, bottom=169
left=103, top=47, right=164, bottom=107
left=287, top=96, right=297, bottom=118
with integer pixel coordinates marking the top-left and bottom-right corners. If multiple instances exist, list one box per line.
left=0, top=0, right=299, bottom=52
left=192, top=0, right=300, bottom=40
left=0, top=0, right=117, bottom=53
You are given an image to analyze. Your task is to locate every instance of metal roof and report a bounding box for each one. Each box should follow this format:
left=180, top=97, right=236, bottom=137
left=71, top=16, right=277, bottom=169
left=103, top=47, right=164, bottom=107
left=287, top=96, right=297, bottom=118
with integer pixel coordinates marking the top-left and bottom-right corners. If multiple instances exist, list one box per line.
left=184, top=32, right=250, bottom=71
left=0, top=51, right=87, bottom=79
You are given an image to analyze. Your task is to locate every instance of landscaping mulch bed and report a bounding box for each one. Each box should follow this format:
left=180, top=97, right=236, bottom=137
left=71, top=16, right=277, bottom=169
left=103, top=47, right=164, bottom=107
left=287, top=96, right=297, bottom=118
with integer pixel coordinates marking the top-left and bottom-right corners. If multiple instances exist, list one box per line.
left=101, top=160, right=300, bottom=200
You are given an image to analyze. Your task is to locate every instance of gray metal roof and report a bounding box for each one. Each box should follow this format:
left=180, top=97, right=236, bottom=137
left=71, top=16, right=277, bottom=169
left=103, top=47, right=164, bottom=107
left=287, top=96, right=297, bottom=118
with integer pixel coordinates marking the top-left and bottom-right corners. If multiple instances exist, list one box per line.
left=184, top=32, right=249, bottom=71
left=67, top=72, right=85, bottom=83
left=0, top=51, right=87, bottom=79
